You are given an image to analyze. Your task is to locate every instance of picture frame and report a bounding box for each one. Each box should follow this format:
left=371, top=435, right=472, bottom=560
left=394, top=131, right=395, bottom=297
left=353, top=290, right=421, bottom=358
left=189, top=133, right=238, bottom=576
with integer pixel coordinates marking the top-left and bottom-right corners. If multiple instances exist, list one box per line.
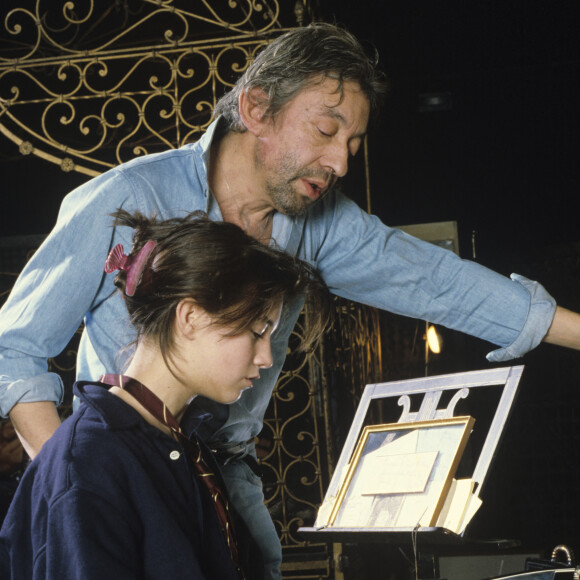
left=328, top=416, right=475, bottom=529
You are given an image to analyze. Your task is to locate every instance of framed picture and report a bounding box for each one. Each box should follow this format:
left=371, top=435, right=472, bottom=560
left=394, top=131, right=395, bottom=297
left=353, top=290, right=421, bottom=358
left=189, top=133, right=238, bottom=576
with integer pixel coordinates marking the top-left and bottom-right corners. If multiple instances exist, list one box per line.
left=328, top=416, right=475, bottom=529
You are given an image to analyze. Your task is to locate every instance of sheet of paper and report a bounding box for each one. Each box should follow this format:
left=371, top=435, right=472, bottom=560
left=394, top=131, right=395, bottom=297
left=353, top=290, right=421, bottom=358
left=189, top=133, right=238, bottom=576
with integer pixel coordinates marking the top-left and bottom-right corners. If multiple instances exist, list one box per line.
left=436, top=478, right=476, bottom=532
left=374, top=429, right=419, bottom=456
left=359, top=451, right=438, bottom=495
left=331, top=491, right=376, bottom=527
left=458, top=494, right=482, bottom=534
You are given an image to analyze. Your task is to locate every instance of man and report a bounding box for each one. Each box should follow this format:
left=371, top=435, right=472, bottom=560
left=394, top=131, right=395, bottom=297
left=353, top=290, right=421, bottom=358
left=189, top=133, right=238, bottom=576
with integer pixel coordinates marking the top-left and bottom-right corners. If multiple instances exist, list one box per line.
left=1, top=23, right=579, bottom=579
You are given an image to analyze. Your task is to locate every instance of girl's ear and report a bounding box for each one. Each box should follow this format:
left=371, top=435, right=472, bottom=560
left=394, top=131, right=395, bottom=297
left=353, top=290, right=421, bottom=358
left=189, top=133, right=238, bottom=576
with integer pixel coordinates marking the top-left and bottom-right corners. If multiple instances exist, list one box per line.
left=239, top=86, right=270, bottom=136
left=175, top=298, right=198, bottom=340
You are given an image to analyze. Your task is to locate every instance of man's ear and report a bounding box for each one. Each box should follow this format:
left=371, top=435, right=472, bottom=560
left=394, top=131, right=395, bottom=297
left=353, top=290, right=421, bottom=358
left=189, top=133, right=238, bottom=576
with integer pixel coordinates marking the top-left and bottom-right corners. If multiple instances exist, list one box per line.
left=239, top=86, right=270, bottom=135
left=175, top=298, right=198, bottom=340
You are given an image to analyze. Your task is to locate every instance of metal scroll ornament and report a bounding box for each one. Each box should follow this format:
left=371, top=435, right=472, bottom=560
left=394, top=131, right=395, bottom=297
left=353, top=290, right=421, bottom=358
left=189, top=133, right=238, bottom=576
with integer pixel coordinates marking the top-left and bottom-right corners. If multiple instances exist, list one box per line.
left=261, top=299, right=383, bottom=576
left=0, top=0, right=304, bottom=176
left=0, top=3, right=385, bottom=577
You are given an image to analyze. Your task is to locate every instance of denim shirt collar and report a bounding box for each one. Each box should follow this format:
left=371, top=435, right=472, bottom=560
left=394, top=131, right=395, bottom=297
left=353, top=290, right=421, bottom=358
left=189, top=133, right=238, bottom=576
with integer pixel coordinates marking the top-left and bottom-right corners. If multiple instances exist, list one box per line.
left=196, top=116, right=305, bottom=257
left=195, top=117, right=222, bottom=219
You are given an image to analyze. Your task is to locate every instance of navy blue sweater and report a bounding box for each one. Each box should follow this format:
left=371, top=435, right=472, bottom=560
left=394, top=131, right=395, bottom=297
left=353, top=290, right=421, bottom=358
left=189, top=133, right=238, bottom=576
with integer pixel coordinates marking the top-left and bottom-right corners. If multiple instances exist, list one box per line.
left=0, top=382, right=242, bottom=579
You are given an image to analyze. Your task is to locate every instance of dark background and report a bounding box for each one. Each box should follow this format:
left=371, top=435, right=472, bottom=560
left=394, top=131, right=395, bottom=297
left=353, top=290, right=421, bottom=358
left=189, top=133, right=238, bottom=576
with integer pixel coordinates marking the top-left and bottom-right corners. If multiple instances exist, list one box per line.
left=318, top=0, right=580, bottom=559
left=2, top=0, right=580, bottom=561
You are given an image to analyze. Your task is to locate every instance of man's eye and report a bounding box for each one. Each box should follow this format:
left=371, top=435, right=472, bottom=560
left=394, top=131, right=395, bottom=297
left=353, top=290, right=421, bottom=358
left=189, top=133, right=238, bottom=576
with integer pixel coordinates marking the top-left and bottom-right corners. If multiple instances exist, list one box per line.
left=317, top=127, right=332, bottom=137
left=253, top=331, right=264, bottom=340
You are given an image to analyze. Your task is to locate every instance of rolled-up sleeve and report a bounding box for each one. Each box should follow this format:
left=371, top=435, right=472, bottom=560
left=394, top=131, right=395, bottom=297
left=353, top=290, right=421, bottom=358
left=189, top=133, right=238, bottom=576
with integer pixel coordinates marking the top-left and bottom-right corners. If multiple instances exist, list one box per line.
left=486, top=273, right=556, bottom=361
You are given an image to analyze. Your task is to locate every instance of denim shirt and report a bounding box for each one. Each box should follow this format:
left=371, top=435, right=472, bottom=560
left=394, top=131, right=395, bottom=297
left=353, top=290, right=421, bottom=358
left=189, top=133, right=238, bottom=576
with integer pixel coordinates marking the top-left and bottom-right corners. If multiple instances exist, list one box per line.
left=0, top=119, right=556, bottom=444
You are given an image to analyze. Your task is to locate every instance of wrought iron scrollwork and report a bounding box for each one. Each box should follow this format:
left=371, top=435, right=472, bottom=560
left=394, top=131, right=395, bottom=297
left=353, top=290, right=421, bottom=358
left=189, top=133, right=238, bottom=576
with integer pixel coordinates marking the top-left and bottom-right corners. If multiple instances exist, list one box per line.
left=260, top=299, right=383, bottom=577
left=0, top=4, right=386, bottom=577
left=0, top=0, right=292, bottom=175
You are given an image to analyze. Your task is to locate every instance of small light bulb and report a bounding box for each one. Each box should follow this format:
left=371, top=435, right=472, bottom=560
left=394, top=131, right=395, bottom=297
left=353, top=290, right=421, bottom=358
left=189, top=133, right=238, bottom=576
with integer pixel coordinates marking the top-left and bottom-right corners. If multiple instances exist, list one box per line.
left=427, top=325, right=441, bottom=354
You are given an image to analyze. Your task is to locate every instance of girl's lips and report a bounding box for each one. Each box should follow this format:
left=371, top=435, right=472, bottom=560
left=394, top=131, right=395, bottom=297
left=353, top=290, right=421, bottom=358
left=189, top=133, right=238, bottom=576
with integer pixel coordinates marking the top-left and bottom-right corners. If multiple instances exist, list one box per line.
left=245, top=375, right=259, bottom=387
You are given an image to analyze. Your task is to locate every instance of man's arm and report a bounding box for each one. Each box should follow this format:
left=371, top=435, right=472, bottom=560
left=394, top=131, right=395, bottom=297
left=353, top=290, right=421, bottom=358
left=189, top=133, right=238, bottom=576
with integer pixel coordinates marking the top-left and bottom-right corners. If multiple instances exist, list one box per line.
left=543, top=306, right=580, bottom=350
left=309, top=194, right=555, bottom=358
left=9, top=401, right=61, bottom=459
left=0, top=171, right=135, bottom=453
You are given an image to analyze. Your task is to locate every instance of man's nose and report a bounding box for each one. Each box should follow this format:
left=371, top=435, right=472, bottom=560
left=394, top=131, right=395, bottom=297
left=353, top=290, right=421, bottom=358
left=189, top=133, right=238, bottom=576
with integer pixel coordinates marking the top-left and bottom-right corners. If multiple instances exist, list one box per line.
left=323, top=141, right=349, bottom=177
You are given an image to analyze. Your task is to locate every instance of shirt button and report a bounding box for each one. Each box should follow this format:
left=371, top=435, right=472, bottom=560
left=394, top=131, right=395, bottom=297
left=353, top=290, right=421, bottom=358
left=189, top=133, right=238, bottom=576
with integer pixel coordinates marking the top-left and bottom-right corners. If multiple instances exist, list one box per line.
left=169, top=450, right=181, bottom=461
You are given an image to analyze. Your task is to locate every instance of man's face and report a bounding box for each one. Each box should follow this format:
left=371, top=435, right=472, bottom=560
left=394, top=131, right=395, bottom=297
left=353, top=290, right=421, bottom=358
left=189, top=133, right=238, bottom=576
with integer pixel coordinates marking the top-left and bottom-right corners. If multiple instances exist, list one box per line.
left=253, top=78, right=370, bottom=216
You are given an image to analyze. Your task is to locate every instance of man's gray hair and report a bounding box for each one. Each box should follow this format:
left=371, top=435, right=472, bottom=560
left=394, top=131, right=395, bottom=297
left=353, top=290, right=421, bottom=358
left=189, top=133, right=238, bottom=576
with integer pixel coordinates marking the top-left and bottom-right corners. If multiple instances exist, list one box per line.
left=214, top=23, right=388, bottom=132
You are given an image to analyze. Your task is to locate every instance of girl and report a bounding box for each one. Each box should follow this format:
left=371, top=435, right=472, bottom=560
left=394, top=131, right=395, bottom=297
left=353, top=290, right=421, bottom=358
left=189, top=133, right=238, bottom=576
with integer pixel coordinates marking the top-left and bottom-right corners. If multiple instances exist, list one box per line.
left=0, top=210, right=329, bottom=579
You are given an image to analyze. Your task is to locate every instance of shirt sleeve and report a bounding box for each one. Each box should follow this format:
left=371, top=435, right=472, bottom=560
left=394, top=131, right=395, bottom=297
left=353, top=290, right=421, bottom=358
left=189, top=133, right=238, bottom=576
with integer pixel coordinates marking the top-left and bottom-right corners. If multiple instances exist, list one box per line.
left=307, top=192, right=556, bottom=360
left=485, top=273, right=556, bottom=361
left=0, top=170, right=135, bottom=417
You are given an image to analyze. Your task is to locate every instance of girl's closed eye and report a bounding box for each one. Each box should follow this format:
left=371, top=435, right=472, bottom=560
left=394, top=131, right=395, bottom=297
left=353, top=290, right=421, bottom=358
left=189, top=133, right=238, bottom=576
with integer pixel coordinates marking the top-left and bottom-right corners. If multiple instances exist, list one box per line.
left=253, top=324, right=269, bottom=340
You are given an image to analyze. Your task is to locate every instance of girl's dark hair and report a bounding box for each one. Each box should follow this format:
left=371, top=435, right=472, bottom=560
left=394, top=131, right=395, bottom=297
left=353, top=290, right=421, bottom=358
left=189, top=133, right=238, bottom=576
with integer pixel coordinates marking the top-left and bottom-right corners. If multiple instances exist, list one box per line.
left=214, top=22, right=388, bottom=132
left=110, top=209, right=330, bottom=361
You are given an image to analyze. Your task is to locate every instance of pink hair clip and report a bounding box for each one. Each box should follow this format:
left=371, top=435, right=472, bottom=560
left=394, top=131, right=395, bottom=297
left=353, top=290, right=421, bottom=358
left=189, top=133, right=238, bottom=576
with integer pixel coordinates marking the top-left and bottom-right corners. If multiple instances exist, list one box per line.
left=104, top=240, right=157, bottom=296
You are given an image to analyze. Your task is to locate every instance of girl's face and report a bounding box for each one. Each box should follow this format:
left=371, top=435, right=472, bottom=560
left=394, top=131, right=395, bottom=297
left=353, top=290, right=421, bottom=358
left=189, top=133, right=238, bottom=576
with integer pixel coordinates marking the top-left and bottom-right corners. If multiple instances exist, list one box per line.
left=177, top=301, right=282, bottom=404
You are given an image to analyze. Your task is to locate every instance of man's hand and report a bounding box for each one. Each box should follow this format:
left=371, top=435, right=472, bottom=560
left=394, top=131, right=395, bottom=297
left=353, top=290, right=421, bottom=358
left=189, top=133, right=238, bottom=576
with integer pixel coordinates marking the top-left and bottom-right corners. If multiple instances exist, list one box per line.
left=9, top=401, right=61, bottom=459
left=543, top=306, right=580, bottom=350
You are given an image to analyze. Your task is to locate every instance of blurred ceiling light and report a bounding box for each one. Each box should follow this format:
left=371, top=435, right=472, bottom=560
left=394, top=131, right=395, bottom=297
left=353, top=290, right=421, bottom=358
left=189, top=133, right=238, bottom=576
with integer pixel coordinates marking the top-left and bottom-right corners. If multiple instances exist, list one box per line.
left=426, top=325, right=441, bottom=354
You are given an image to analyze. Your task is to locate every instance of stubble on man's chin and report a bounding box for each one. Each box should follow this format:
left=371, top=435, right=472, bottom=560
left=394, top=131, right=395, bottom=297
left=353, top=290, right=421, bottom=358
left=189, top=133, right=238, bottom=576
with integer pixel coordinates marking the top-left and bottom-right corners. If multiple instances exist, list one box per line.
left=254, top=142, right=340, bottom=216
left=267, top=181, right=339, bottom=217
left=266, top=184, right=309, bottom=216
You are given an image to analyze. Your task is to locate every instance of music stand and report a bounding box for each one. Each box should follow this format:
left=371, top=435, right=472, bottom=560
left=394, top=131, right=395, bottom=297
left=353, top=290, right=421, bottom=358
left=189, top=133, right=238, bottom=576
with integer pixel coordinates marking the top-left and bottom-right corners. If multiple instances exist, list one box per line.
left=299, top=365, right=524, bottom=548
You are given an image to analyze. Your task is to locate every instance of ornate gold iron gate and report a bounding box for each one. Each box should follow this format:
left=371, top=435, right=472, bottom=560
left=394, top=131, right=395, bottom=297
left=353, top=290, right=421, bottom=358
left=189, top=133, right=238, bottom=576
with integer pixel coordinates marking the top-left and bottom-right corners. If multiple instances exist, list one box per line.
left=0, top=3, right=384, bottom=578
left=262, top=301, right=382, bottom=578
left=0, top=0, right=315, bottom=173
